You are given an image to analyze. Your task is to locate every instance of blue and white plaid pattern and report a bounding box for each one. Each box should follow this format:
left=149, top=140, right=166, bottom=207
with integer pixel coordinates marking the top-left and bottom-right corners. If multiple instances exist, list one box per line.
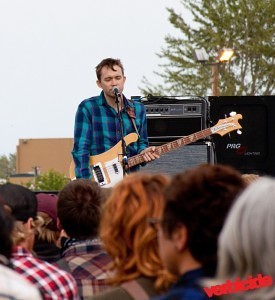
left=72, top=91, right=149, bottom=179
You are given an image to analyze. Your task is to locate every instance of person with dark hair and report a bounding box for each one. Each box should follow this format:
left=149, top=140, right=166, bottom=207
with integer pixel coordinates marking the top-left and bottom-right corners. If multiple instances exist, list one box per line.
left=150, top=164, right=246, bottom=300
left=56, top=179, right=112, bottom=299
left=0, top=199, right=13, bottom=261
left=0, top=183, right=79, bottom=300
left=71, top=57, right=158, bottom=184
left=0, top=199, right=42, bottom=299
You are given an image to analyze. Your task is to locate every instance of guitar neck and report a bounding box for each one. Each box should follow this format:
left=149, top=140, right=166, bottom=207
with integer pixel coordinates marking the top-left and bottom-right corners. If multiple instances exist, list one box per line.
left=128, top=127, right=212, bottom=168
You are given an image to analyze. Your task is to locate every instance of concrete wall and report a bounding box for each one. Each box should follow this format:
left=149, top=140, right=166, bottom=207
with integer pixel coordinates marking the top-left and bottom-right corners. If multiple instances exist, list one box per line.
left=16, top=138, right=74, bottom=178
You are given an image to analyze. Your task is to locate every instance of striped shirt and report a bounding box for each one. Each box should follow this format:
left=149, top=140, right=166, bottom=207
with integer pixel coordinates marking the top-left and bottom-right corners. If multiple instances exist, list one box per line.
left=72, top=91, right=149, bottom=179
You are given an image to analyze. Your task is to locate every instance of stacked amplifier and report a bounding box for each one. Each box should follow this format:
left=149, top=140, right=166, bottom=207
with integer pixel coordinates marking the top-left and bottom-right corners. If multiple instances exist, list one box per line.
left=140, top=95, right=215, bottom=175
left=209, top=95, right=275, bottom=176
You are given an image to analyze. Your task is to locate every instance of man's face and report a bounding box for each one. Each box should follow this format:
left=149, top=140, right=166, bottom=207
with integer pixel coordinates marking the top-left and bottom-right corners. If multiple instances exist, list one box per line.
left=157, top=225, right=180, bottom=275
left=96, top=65, right=126, bottom=99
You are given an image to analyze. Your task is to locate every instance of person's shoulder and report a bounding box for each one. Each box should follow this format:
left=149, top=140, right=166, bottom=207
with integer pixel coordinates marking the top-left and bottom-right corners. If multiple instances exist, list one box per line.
left=79, top=96, right=100, bottom=107
left=60, top=244, right=112, bottom=274
left=0, top=264, right=42, bottom=299
left=129, top=98, right=145, bottom=107
left=126, top=98, right=146, bottom=116
left=152, top=286, right=211, bottom=300
left=87, top=286, right=131, bottom=300
left=135, top=276, right=158, bottom=297
left=32, top=256, right=79, bottom=295
left=24, top=253, right=76, bottom=284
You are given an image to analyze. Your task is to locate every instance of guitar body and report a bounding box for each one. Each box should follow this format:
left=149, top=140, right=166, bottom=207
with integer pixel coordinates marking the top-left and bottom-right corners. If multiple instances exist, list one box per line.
left=69, top=132, right=138, bottom=187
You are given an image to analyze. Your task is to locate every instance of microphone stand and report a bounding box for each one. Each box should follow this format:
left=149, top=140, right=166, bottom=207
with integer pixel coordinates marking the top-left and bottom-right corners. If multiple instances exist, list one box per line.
left=115, top=92, right=129, bottom=177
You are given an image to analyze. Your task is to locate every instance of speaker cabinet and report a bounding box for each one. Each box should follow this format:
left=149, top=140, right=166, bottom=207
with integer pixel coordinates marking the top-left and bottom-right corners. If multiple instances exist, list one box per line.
left=141, top=141, right=215, bottom=176
left=209, top=95, right=275, bottom=176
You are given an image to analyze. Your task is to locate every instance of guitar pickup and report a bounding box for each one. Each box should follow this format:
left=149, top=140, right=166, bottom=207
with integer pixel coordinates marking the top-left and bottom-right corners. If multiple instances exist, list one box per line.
left=112, top=163, right=119, bottom=174
left=92, top=163, right=107, bottom=186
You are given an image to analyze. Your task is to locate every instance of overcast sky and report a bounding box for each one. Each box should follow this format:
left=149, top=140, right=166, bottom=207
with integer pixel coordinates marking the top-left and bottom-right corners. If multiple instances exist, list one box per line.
left=0, top=0, right=192, bottom=156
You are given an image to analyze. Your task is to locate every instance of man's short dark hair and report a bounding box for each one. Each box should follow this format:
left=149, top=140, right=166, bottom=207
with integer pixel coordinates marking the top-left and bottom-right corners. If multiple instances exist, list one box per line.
left=57, top=179, right=103, bottom=239
left=0, top=202, right=14, bottom=260
left=162, top=164, right=246, bottom=275
left=96, top=58, right=124, bottom=81
left=0, top=183, right=37, bottom=222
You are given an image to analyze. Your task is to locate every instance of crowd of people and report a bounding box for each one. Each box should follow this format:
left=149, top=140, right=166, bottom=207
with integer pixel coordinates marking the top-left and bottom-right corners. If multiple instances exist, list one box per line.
left=0, top=58, right=271, bottom=299
left=1, top=162, right=273, bottom=300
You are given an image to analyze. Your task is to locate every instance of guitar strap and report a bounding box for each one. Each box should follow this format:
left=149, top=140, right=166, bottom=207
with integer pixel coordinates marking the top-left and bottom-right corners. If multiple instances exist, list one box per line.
left=126, top=105, right=140, bottom=139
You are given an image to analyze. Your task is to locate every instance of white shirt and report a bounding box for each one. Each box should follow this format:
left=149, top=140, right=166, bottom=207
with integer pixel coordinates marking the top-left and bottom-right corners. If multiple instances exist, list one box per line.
left=0, top=263, right=42, bottom=300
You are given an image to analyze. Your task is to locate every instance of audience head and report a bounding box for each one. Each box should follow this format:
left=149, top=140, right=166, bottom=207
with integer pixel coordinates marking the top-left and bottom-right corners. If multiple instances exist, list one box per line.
left=0, top=183, right=41, bottom=250
left=241, top=173, right=260, bottom=185
left=0, top=200, right=14, bottom=262
left=217, top=176, right=275, bottom=299
left=57, top=179, right=103, bottom=239
left=158, top=164, right=246, bottom=277
left=0, top=183, right=37, bottom=222
left=36, top=193, right=59, bottom=243
left=100, top=172, right=173, bottom=291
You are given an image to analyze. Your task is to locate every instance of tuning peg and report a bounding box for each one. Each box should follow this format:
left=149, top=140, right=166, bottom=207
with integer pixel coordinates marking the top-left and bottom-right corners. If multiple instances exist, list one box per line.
left=237, top=130, right=242, bottom=135
left=230, top=111, right=236, bottom=116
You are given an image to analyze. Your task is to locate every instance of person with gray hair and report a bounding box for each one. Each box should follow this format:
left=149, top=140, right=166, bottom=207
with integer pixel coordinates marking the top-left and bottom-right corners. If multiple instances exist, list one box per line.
left=213, top=176, right=275, bottom=300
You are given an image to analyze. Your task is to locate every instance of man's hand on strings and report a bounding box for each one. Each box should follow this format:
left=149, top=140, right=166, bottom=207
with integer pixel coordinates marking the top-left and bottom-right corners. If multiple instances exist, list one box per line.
left=140, top=146, right=159, bottom=162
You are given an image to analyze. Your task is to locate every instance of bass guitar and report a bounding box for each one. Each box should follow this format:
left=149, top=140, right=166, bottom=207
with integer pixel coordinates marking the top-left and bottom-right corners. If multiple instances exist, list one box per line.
left=69, top=113, right=242, bottom=187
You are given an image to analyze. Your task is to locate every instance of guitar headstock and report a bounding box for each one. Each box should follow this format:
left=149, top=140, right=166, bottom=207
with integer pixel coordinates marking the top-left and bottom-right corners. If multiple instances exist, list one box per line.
left=212, top=113, right=243, bottom=136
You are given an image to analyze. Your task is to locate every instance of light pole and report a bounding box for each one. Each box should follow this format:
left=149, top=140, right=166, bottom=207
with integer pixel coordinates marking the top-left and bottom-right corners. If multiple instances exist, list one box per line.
left=193, top=48, right=234, bottom=96
left=212, top=64, right=219, bottom=96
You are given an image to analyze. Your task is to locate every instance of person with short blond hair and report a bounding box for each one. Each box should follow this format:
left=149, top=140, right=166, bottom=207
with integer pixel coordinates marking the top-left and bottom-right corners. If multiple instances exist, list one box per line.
left=34, top=193, right=61, bottom=263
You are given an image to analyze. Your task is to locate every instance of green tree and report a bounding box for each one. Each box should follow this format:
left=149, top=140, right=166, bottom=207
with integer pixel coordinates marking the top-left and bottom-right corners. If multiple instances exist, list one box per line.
left=0, top=154, right=16, bottom=178
left=25, top=169, right=70, bottom=191
left=140, top=0, right=275, bottom=96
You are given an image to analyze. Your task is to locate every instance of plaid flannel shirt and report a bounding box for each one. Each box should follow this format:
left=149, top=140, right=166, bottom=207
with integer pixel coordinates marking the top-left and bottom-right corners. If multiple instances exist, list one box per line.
left=11, top=246, right=79, bottom=300
left=72, top=91, right=149, bottom=179
left=58, top=239, right=112, bottom=299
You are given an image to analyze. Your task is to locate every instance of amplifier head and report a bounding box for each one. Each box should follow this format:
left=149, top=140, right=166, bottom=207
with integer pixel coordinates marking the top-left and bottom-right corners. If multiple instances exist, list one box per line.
left=146, top=116, right=204, bottom=140
left=142, top=97, right=209, bottom=140
left=145, top=103, right=203, bottom=116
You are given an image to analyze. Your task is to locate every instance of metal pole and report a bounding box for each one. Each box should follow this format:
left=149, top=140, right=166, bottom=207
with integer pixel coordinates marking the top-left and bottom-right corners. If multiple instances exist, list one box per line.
left=212, top=64, right=219, bottom=96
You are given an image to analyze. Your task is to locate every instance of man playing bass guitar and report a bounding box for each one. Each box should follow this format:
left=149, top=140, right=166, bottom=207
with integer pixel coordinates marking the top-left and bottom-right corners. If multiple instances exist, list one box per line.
left=71, top=58, right=159, bottom=181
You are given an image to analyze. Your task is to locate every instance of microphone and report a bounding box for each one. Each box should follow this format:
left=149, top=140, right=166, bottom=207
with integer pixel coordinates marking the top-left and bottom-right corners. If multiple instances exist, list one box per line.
left=112, top=86, right=121, bottom=98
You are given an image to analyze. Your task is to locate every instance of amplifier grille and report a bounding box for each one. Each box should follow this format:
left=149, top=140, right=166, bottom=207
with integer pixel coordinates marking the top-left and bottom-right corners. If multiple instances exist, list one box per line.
left=141, top=141, right=215, bottom=175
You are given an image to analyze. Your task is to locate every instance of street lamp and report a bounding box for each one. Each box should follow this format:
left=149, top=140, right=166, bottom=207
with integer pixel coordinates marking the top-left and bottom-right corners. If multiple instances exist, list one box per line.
left=194, top=48, right=234, bottom=96
left=218, top=48, right=234, bottom=62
